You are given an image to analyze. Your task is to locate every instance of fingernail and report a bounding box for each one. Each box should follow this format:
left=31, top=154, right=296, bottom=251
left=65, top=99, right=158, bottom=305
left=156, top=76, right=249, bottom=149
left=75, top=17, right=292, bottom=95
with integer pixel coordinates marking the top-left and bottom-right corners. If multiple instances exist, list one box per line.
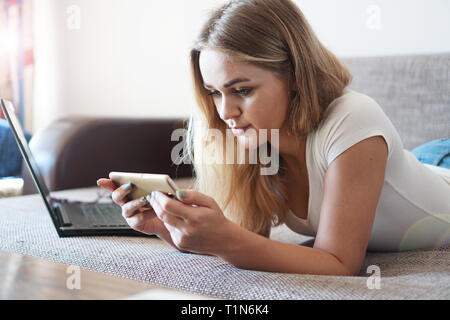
left=96, top=180, right=101, bottom=186
left=123, top=182, right=133, bottom=191
left=176, top=190, right=187, bottom=199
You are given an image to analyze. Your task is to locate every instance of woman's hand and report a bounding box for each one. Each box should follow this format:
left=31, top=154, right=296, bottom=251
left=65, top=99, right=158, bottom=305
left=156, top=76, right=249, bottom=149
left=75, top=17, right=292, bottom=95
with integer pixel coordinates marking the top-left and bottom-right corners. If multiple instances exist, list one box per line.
left=148, top=190, right=236, bottom=256
left=96, top=178, right=179, bottom=249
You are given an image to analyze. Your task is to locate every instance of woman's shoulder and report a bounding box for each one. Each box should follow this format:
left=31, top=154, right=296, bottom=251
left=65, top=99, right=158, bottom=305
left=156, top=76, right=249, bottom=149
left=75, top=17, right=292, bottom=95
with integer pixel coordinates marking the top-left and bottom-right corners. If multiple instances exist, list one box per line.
left=315, top=88, right=393, bottom=135
left=310, top=88, right=396, bottom=165
left=323, top=88, right=385, bottom=121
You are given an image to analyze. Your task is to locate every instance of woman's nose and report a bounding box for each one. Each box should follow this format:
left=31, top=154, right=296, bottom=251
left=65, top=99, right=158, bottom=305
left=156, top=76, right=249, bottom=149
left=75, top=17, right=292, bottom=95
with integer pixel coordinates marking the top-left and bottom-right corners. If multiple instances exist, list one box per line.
left=218, top=96, right=241, bottom=122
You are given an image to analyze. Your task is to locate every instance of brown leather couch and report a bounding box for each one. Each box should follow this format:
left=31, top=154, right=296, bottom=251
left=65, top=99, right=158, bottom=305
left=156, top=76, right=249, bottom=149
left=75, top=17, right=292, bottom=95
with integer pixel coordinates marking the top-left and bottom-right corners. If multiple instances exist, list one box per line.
left=22, top=117, right=193, bottom=195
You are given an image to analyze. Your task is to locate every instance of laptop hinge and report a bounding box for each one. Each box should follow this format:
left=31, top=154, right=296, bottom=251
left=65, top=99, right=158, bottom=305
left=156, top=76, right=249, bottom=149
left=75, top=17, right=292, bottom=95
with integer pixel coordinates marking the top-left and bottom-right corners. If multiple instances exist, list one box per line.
left=55, top=205, right=73, bottom=227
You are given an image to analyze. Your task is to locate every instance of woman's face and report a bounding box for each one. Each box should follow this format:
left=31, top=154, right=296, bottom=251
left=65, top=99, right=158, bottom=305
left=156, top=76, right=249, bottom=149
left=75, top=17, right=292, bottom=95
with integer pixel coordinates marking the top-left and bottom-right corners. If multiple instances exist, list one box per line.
left=199, top=49, right=291, bottom=150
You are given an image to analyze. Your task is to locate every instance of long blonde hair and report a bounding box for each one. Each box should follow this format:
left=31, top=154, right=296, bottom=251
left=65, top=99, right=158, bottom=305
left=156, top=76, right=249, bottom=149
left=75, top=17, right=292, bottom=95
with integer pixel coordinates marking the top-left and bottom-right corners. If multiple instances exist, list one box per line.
left=182, top=0, right=352, bottom=235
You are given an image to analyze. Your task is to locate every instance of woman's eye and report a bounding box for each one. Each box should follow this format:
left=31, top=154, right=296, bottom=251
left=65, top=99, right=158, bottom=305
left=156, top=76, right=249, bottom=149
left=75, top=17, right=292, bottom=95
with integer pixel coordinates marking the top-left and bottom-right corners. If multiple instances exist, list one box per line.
left=234, top=88, right=252, bottom=96
left=207, top=88, right=252, bottom=97
left=207, top=90, right=221, bottom=97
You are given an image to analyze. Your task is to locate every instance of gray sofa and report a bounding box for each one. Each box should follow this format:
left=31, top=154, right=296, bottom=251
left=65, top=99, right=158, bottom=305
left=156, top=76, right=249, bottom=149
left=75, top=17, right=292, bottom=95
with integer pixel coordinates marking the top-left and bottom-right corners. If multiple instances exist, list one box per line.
left=4, top=52, right=450, bottom=299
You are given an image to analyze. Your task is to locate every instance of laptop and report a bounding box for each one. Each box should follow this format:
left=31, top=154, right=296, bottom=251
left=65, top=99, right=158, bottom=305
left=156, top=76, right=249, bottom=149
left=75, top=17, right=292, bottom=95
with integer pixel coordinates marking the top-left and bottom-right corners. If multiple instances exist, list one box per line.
left=1, top=98, right=148, bottom=237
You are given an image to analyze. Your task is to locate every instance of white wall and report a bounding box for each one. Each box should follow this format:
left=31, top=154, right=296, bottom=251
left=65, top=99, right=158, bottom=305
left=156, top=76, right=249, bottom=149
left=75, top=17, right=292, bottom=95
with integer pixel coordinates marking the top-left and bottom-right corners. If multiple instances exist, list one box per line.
left=31, top=0, right=450, bottom=133
left=299, top=0, right=450, bottom=57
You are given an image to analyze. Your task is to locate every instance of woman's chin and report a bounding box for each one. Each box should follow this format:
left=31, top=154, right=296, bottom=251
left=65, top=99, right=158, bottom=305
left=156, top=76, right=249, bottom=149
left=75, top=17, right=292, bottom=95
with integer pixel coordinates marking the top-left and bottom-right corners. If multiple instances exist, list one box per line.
left=237, top=135, right=267, bottom=151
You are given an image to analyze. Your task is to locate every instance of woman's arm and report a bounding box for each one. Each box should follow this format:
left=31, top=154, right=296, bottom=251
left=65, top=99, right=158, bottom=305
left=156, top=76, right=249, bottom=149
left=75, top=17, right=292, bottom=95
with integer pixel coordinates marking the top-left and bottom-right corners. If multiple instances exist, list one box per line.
left=216, top=222, right=353, bottom=275
left=216, top=136, right=388, bottom=276
left=148, top=136, right=387, bottom=276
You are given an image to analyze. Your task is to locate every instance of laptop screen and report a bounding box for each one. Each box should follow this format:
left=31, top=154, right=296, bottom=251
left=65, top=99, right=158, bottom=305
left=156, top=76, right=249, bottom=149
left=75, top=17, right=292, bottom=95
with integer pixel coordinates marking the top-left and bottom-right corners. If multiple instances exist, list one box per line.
left=0, top=99, right=56, bottom=219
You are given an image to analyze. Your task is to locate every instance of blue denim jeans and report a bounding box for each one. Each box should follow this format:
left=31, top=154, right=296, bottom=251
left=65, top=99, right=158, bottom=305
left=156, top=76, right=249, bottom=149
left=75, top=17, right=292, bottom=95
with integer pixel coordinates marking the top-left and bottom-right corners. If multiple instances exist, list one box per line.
left=411, top=138, right=450, bottom=169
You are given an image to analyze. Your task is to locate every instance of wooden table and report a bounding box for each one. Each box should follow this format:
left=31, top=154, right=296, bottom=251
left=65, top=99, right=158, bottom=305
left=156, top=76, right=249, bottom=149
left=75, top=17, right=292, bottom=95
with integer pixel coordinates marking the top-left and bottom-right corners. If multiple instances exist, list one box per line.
left=0, top=250, right=211, bottom=300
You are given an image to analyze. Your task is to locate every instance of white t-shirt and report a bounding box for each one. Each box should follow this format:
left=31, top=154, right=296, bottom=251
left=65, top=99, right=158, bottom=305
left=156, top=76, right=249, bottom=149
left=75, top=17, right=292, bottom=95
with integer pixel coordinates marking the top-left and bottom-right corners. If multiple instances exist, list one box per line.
left=284, top=88, right=450, bottom=252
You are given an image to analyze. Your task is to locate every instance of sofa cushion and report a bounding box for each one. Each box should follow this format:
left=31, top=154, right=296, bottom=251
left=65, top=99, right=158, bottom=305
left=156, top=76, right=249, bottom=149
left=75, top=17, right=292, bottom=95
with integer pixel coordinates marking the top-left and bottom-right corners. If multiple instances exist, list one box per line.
left=342, top=53, right=450, bottom=150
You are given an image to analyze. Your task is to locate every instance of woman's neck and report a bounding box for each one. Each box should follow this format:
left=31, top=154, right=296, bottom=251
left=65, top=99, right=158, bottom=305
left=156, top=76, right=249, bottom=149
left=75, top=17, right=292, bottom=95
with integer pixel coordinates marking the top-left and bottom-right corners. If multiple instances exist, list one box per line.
left=278, top=134, right=307, bottom=172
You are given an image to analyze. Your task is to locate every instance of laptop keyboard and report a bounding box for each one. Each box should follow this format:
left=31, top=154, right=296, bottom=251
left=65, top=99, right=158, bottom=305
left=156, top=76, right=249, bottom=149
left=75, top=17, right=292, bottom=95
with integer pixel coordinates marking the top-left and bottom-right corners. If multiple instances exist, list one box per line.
left=80, top=203, right=127, bottom=227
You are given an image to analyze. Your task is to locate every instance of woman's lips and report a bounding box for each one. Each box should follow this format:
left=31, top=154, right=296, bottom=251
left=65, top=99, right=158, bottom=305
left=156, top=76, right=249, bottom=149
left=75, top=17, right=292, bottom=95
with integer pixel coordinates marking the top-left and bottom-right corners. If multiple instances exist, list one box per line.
left=231, top=125, right=251, bottom=136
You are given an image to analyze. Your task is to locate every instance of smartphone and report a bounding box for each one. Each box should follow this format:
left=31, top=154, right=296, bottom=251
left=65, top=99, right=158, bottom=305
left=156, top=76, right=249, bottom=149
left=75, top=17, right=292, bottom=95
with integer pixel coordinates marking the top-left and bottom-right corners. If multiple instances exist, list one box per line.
left=109, top=172, right=180, bottom=201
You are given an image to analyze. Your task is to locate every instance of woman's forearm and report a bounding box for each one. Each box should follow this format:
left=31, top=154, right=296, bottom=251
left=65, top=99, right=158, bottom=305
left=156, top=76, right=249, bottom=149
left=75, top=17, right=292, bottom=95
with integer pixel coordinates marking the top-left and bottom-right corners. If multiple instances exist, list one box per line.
left=218, top=222, right=353, bottom=276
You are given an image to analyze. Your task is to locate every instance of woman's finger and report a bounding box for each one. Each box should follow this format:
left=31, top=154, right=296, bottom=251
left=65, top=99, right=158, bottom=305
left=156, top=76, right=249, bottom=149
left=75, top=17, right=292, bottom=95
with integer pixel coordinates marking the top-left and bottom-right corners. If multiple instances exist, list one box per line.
left=151, top=191, right=200, bottom=220
left=175, top=189, right=217, bottom=209
left=96, top=178, right=118, bottom=192
left=137, top=205, right=153, bottom=213
left=111, top=182, right=134, bottom=206
left=150, top=194, right=186, bottom=229
left=122, top=196, right=152, bottom=218
left=125, top=212, right=147, bottom=232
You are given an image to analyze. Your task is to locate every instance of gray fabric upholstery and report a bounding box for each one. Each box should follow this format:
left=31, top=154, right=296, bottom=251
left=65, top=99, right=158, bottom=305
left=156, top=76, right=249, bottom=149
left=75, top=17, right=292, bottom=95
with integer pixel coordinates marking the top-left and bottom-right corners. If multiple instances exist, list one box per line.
left=342, top=53, right=450, bottom=150
left=0, top=188, right=448, bottom=300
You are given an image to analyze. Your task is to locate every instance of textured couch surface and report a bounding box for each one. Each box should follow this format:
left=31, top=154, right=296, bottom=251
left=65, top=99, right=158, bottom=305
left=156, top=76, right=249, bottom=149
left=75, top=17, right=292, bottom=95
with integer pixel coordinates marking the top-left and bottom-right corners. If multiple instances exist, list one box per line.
left=0, top=189, right=450, bottom=300
left=0, top=187, right=448, bottom=300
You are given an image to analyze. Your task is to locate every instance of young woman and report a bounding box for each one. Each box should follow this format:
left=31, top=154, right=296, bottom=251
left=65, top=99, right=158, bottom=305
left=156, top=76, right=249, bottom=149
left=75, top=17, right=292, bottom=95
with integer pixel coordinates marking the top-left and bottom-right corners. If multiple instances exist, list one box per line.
left=98, top=0, right=450, bottom=276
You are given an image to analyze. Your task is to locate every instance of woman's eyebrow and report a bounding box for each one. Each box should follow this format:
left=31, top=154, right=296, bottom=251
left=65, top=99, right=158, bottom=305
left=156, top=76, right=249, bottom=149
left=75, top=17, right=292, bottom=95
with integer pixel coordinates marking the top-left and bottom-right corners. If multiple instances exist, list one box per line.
left=203, top=78, right=251, bottom=89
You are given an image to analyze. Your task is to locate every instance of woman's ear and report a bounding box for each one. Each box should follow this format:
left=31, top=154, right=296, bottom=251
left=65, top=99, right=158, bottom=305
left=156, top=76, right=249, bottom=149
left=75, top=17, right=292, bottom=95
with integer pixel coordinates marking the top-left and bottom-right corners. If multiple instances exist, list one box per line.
left=288, top=78, right=298, bottom=97
left=290, top=90, right=297, bottom=98
left=290, top=80, right=297, bottom=92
